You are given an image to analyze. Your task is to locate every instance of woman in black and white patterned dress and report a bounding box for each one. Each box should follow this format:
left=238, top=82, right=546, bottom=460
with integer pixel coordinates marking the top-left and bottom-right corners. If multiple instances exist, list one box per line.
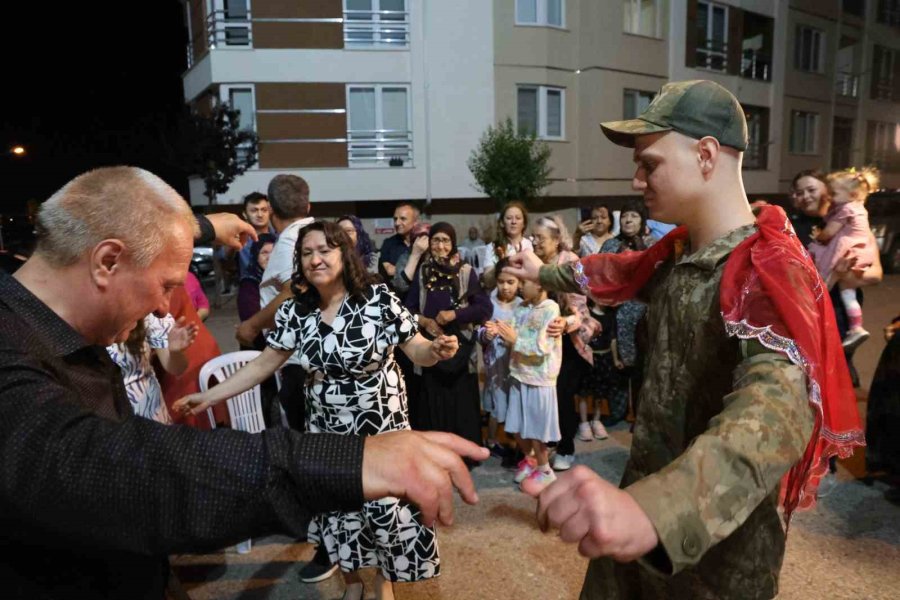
left=174, top=221, right=459, bottom=600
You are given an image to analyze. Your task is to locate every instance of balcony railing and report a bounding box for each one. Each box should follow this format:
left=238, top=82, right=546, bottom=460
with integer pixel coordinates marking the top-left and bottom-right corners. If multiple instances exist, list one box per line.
left=344, top=9, right=410, bottom=48
left=696, top=39, right=728, bottom=72
left=741, top=49, right=771, bottom=81
left=348, top=129, right=413, bottom=166
left=836, top=71, right=859, bottom=97
left=873, top=79, right=896, bottom=101
left=187, top=9, right=252, bottom=68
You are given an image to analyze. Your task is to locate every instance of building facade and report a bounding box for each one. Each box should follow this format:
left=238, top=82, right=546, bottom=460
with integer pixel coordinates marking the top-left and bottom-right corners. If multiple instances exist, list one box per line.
left=180, top=0, right=900, bottom=221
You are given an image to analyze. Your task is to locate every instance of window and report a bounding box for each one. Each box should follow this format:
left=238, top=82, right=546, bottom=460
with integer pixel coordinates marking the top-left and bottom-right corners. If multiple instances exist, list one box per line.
left=835, top=36, right=859, bottom=97
left=696, top=2, right=729, bottom=72
left=344, top=0, right=409, bottom=48
left=347, top=85, right=412, bottom=166
left=516, top=0, right=564, bottom=28
left=208, top=0, right=251, bottom=48
left=867, top=120, right=900, bottom=171
left=876, top=0, right=900, bottom=27
left=842, top=0, right=865, bottom=17
left=623, top=0, right=659, bottom=37
left=789, top=111, right=819, bottom=154
left=794, top=26, right=825, bottom=73
left=742, top=105, right=769, bottom=170
left=623, top=89, right=655, bottom=119
left=220, top=85, right=256, bottom=164
left=871, top=45, right=898, bottom=101
left=740, top=11, right=773, bottom=82
left=517, top=86, right=565, bottom=139
left=832, top=117, right=854, bottom=169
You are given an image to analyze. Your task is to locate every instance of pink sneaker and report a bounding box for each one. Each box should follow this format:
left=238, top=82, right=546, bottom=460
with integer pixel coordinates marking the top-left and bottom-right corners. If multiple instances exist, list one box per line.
left=522, top=468, right=557, bottom=493
left=513, top=456, right=537, bottom=483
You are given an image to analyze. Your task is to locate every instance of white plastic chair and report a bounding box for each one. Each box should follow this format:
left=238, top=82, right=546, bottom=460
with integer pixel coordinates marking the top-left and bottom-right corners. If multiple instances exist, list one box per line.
left=199, top=350, right=266, bottom=553
left=200, top=351, right=266, bottom=434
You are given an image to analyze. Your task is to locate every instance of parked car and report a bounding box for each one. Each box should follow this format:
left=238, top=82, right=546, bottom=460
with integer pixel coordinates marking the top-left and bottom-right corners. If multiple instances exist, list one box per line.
left=869, top=190, right=900, bottom=274
left=191, top=245, right=214, bottom=281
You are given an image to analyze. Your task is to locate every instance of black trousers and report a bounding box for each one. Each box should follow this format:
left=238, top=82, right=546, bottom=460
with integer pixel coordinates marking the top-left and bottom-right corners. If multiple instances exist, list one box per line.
left=278, top=364, right=307, bottom=432
left=555, top=336, right=590, bottom=455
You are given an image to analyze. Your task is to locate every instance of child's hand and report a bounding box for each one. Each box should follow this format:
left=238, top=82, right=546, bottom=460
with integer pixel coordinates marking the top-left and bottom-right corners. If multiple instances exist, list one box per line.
left=546, top=316, right=567, bottom=338
left=430, top=335, right=459, bottom=361
left=495, top=321, right=517, bottom=345
left=168, top=317, right=198, bottom=352
left=614, top=359, right=625, bottom=370
left=483, top=321, right=499, bottom=341
left=172, top=392, right=216, bottom=416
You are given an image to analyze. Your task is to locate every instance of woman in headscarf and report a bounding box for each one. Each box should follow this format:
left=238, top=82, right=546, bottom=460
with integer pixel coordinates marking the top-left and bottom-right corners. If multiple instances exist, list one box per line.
left=405, top=222, right=493, bottom=455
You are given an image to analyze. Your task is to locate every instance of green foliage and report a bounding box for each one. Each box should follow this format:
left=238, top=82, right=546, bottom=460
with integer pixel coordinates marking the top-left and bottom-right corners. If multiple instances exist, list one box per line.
left=467, top=117, right=552, bottom=208
left=180, top=102, right=259, bottom=204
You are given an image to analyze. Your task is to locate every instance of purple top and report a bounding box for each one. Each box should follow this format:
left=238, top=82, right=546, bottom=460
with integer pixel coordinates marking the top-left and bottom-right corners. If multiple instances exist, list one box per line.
left=405, top=267, right=492, bottom=325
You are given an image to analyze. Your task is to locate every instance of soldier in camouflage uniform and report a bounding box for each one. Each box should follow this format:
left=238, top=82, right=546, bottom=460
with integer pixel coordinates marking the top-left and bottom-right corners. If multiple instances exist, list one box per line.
left=507, top=80, right=863, bottom=600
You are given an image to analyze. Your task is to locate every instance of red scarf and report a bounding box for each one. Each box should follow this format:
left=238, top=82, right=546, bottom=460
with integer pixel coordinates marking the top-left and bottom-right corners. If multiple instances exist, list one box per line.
left=573, top=204, right=864, bottom=523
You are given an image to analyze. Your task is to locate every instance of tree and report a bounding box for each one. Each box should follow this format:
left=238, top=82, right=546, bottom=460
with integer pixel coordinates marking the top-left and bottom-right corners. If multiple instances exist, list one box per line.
left=467, top=117, right=552, bottom=208
left=179, top=102, right=259, bottom=204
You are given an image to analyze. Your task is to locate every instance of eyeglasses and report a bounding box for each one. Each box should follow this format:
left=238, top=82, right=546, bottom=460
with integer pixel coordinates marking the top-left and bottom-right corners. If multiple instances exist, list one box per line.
left=431, top=237, right=453, bottom=246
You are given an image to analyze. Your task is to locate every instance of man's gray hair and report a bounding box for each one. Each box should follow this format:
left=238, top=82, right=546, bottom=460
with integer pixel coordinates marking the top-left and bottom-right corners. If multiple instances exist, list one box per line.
left=35, top=166, right=198, bottom=268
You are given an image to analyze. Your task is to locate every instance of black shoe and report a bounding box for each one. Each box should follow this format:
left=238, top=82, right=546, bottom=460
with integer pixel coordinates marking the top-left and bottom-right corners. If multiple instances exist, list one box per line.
left=502, top=450, right=524, bottom=469
left=298, top=545, right=338, bottom=583
left=488, top=443, right=508, bottom=459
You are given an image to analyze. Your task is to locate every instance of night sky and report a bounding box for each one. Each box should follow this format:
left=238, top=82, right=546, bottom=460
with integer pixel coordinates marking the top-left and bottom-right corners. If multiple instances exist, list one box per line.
left=1, top=2, right=189, bottom=215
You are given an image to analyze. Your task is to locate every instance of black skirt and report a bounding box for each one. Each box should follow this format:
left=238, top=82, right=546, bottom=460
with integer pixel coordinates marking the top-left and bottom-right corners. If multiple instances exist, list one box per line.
left=411, top=364, right=482, bottom=447
left=865, top=333, right=900, bottom=475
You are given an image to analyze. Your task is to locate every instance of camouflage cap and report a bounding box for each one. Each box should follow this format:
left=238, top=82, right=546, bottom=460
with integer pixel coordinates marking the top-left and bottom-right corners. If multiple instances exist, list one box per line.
left=600, top=80, right=748, bottom=151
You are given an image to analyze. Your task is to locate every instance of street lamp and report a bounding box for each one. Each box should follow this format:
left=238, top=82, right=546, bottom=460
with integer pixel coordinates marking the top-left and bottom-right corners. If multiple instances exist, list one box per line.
left=10, top=145, right=26, bottom=157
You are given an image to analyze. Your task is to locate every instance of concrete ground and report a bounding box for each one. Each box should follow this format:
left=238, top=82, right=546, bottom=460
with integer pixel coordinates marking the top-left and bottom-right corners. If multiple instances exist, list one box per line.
left=171, top=275, right=900, bottom=599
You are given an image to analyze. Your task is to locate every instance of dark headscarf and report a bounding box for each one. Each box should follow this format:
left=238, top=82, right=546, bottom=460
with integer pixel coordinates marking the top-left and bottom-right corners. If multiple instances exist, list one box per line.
left=337, top=215, right=376, bottom=266
left=244, top=233, right=277, bottom=283
left=421, top=221, right=461, bottom=294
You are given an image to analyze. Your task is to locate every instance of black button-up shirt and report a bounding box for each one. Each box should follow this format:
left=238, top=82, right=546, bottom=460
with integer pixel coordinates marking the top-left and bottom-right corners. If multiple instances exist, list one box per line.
left=0, top=271, right=364, bottom=599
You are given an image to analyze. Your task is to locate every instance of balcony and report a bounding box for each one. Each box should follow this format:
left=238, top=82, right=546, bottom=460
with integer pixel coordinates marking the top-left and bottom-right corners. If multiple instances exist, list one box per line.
left=348, top=129, right=413, bottom=167
left=187, top=9, right=252, bottom=68
left=836, top=72, right=860, bottom=97
left=344, top=8, right=410, bottom=49
left=741, top=49, right=771, bottom=82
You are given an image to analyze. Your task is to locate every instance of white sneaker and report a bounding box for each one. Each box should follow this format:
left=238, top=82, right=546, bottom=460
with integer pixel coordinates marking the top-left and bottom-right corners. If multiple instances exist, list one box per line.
left=591, top=420, right=609, bottom=440
left=552, top=453, right=574, bottom=471
left=842, top=328, right=870, bottom=351
left=578, top=422, right=593, bottom=442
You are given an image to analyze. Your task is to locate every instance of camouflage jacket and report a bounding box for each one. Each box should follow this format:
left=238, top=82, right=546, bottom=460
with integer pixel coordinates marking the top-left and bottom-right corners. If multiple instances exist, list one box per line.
left=540, top=224, right=814, bottom=600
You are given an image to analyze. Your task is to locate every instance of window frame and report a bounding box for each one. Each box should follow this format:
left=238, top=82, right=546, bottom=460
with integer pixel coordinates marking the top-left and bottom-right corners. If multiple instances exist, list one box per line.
left=789, top=110, right=819, bottom=155
left=622, top=89, right=655, bottom=119
left=218, top=83, right=257, bottom=167
left=343, top=0, right=410, bottom=50
left=623, top=0, right=661, bottom=38
left=515, top=0, right=566, bottom=29
left=345, top=83, right=414, bottom=167
left=742, top=104, right=769, bottom=170
left=517, top=85, right=566, bottom=141
left=794, top=25, right=826, bottom=74
left=696, top=1, right=730, bottom=73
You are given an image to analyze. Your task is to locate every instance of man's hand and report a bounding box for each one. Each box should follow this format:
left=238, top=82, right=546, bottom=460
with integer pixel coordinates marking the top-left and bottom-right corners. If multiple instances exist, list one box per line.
left=206, top=213, right=258, bottom=251
left=504, top=250, right=543, bottom=283
left=236, top=319, right=260, bottom=347
left=430, top=334, right=459, bottom=361
left=522, top=465, right=659, bottom=562
left=362, top=430, right=489, bottom=527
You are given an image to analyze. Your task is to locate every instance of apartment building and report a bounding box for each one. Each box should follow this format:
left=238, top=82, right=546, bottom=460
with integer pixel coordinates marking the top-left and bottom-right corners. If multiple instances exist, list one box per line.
left=179, top=0, right=900, bottom=217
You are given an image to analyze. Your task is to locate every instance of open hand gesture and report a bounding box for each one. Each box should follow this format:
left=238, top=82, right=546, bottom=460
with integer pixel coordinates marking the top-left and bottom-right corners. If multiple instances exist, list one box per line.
left=168, top=317, right=198, bottom=352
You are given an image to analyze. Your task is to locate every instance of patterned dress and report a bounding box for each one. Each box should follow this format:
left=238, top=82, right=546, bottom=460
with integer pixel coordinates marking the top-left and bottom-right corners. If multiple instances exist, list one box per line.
left=266, top=283, right=439, bottom=581
left=106, top=313, right=175, bottom=424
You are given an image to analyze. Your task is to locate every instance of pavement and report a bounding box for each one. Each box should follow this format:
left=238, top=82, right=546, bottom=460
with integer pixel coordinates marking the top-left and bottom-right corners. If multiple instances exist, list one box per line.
left=171, top=276, right=900, bottom=599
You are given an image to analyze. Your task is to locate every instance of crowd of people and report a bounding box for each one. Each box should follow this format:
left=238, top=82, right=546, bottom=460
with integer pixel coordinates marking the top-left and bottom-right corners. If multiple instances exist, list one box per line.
left=1, top=79, right=895, bottom=600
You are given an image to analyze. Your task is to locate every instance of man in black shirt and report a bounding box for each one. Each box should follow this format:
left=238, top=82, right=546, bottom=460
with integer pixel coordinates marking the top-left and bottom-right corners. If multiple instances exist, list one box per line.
left=0, top=166, right=487, bottom=599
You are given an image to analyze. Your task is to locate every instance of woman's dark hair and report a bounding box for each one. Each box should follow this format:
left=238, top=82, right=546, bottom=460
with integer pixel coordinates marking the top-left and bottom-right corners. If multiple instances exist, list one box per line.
left=493, top=201, right=529, bottom=259
left=291, top=221, right=377, bottom=314
left=124, top=318, right=147, bottom=356
left=336, top=215, right=376, bottom=265
left=790, top=169, right=827, bottom=191
left=617, top=199, right=649, bottom=251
